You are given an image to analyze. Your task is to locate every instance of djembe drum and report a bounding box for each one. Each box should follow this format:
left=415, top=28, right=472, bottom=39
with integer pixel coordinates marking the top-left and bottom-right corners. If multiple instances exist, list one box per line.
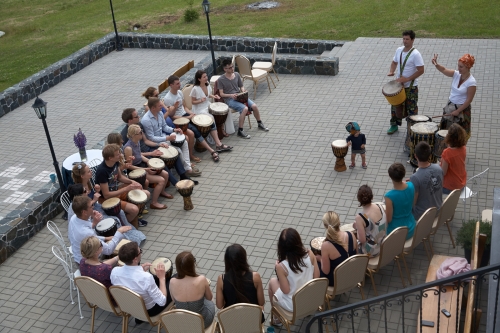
left=173, top=117, right=190, bottom=134
left=150, top=258, right=174, bottom=279
left=170, top=132, right=186, bottom=148
left=310, top=237, right=325, bottom=256
left=128, top=168, right=147, bottom=187
left=158, top=146, right=179, bottom=169
left=148, top=158, right=165, bottom=175
left=127, top=189, right=148, bottom=215
left=382, top=80, right=406, bottom=119
left=410, top=122, right=439, bottom=166
left=176, top=179, right=195, bottom=210
left=209, top=102, right=229, bottom=140
left=113, top=239, right=132, bottom=255
left=102, top=198, right=121, bottom=216
left=192, top=114, right=214, bottom=152
left=433, top=130, right=449, bottom=159
left=331, top=140, right=348, bottom=172
left=95, top=218, right=118, bottom=237
left=405, top=115, right=432, bottom=152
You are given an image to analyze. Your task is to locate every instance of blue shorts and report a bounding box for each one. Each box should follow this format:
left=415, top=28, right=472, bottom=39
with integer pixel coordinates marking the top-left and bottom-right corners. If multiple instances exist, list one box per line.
left=226, top=98, right=255, bottom=113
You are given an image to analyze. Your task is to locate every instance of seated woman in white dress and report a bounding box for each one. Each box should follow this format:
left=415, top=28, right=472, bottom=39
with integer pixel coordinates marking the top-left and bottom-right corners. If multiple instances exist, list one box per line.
left=190, top=70, right=235, bottom=148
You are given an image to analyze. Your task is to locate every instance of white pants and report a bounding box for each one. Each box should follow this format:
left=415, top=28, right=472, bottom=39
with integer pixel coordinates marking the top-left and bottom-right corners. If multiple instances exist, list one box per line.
left=172, top=142, right=191, bottom=171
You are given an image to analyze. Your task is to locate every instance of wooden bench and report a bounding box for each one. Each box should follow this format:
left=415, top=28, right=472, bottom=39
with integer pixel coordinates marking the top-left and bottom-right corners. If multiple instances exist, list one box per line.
left=418, top=221, right=485, bottom=333
left=158, top=60, right=195, bottom=93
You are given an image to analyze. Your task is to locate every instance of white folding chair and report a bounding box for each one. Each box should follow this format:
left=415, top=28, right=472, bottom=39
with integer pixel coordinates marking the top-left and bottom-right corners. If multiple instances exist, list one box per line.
left=52, top=245, right=83, bottom=319
left=60, top=191, right=71, bottom=212
left=460, top=168, right=489, bottom=221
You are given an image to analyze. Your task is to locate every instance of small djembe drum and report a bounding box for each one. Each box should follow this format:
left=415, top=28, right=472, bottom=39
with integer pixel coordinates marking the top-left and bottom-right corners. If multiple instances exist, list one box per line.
left=173, top=117, right=190, bottom=134
left=148, top=158, right=165, bottom=175
left=176, top=179, right=195, bottom=210
left=150, top=257, right=174, bottom=282
left=158, top=146, right=179, bottom=169
left=331, top=140, right=348, bottom=172
left=209, top=102, right=229, bottom=140
left=127, top=189, right=148, bottom=215
left=128, top=168, right=147, bottom=187
left=310, top=237, right=325, bottom=256
left=192, top=114, right=214, bottom=152
left=433, top=130, right=449, bottom=159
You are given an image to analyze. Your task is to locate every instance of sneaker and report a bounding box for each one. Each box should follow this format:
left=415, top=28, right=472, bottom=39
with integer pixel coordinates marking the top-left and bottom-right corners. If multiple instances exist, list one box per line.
left=142, top=209, right=149, bottom=215
left=387, top=125, right=399, bottom=134
left=187, top=169, right=202, bottom=177
left=257, top=122, right=269, bottom=131
left=237, top=130, right=251, bottom=139
left=138, top=219, right=148, bottom=227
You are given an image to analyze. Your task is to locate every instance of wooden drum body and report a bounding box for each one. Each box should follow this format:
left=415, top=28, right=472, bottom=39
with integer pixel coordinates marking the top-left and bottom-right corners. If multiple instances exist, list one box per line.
left=405, top=115, right=432, bottom=152
left=192, top=114, right=214, bottom=153
left=148, top=158, right=165, bottom=175
left=310, top=237, right=325, bottom=256
left=331, top=140, right=349, bottom=172
left=209, top=102, right=229, bottom=140
left=434, top=130, right=449, bottom=159
left=173, top=117, right=190, bottom=134
left=176, top=179, right=195, bottom=210
left=158, top=146, right=179, bottom=169
left=127, top=189, right=148, bottom=215
left=150, top=257, right=174, bottom=281
left=128, top=168, right=147, bottom=187
left=410, top=122, right=439, bottom=166
left=102, top=198, right=121, bottom=217
left=95, top=218, right=118, bottom=237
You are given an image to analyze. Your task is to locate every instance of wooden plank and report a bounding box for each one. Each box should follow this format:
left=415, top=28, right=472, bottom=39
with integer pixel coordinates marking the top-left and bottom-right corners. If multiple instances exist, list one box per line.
left=158, top=79, right=168, bottom=93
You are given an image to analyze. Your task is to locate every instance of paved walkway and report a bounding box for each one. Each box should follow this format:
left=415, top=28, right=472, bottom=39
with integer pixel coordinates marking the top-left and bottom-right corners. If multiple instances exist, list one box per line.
left=0, top=38, right=499, bottom=332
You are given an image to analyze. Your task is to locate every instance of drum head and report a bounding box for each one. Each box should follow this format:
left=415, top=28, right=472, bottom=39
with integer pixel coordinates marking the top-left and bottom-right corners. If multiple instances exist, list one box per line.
left=209, top=102, right=229, bottom=115
left=96, top=218, right=116, bottom=231
left=382, top=80, right=403, bottom=95
left=102, top=197, right=120, bottom=209
left=173, top=133, right=185, bottom=142
left=150, top=258, right=172, bottom=275
left=148, top=158, right=165, bottom=169
left=176, top=179, right=194, bottom=190
left=411, top=122, right=439, bottom=134
left=158, top=146, right=178, bottom=158
left=128, top=189, right=147, bottom=202
left=114, top=239, right=131, bottom=254
left=192, top=114, right=214, bottom=127
left=311, top=237, right=325, bottom=249
left=331, top=139, right=348, bottom=148
left=409, top=115, right=431, bottom=122
left=437, top=130, right=449, bottom=138
left=129, top=169, right=146, bottom=178
left=173, top=117, right=190, bottom=126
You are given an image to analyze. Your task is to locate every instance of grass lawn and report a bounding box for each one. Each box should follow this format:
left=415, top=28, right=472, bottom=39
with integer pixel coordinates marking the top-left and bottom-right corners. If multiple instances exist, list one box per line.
left=0, top=0, right=499, bottom=91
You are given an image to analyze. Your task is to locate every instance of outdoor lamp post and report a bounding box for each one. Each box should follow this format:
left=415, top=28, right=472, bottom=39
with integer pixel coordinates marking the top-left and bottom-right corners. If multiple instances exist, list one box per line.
left=202, top=0, right=218, bottom=75
left=32, top=97, right=66, bottom=192
left=109, top=0, right=123, bottom=51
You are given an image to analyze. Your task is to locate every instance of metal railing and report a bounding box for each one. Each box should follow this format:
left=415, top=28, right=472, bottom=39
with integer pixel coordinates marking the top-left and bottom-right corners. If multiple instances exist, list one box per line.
left=306, top=263, right=500, bottom=333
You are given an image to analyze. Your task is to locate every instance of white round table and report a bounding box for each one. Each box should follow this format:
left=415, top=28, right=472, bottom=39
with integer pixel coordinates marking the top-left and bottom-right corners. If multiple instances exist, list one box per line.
left=62, top=149, right=103, bottom=187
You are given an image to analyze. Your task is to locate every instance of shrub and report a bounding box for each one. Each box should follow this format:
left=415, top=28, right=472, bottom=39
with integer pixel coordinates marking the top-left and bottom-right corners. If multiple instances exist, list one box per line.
left=455, top=219, right=492, bottom=250
left=184, top=8, right=199, bottom=22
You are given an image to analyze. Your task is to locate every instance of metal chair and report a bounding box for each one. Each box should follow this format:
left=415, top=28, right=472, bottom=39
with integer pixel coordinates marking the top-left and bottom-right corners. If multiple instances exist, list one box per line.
left=430, top=189, right=461, bottom=249
left=325, top=254, right=369, bottom=309
left=271, top=278, right=329, bottom=333
left=160, top=309, right=217, bottom=333
left=402, top=207, right=437, bottom=284
left=235, top=55, right=274, bottom=100
left=252, top=41, right=279, bottom=84
left=366, top=227, right=408, bottom=296
left=75, top=276, right=124, bottom=333
left=217, top=303, right=264, bottom=333
left=60, top=191, right=71, bottom=212
left=52, top=245, right=83, bottom=319
left=109, top=285, right=174, bottom=333
left=460, top=168, right=489, bottom=221
left=47, top=221, right=74, bottom=271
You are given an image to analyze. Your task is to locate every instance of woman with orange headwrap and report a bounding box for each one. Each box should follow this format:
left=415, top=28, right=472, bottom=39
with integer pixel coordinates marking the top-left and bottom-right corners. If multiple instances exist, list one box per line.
left=432, top=53, right=476, bottom=140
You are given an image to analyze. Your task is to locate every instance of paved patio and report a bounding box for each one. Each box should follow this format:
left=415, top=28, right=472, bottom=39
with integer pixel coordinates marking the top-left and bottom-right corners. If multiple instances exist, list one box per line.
left=0, top=37, right=498, bottom=332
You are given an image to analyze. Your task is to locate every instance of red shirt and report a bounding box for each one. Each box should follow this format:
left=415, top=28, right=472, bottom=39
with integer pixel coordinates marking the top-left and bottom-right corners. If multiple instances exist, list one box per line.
left=441, top=146, right=467, bottom=190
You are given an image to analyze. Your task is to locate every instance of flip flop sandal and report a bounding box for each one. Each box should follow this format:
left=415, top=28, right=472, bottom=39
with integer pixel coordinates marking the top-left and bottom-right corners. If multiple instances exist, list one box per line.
left=349, top=164, right=355, bottom=169
left=191, top=156, right=201, bottom=163
left=211, top=151, right=220, bottom=162
left=362, top=164, right=368, bottom=169
left=216, top=144, right=233, bottom=152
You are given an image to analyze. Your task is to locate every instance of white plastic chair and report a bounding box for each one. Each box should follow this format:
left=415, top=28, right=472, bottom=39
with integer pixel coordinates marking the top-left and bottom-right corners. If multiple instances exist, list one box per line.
left=52, top=245, right=83, bottom=319
left=60, top=191, right=71, bottom=212
left=47, top=221, right=74, bottom=271
left=460, top=168, right=489, bottom=221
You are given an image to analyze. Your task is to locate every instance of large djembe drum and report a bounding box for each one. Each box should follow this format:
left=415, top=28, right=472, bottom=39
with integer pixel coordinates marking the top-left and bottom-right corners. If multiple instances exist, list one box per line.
left=158, top=146, right=178, bottom=169
left=331, top=140, right=348, bottom=172
left=405, top=115, right=431, bottom=152
left=176, top=179, right=195, bottom=210
left=192, top=114, right=214, bottom=153
left=382, top=80, right=406, bottom=119
left=410, top=122, right=439, bottom=167
left=209, top=103, right=229, bottom=140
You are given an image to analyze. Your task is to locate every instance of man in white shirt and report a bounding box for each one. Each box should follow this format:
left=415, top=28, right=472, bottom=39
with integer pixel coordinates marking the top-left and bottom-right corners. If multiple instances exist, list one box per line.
left=141, top=97, right=201, bottom=180
left=387, top=30, right=425, bottom=134
left=111, top=241, right=171, bottom=324
left=68, top=195, right=130, bottom=263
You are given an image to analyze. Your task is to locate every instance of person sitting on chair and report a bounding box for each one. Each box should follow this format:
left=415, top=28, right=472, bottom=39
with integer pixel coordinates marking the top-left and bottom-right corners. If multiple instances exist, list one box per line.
left=217, top=58, right=269, bottom=139
left=80, top=236, right=120, bottom=288
left=68, top=195, right=131, bottom=264
left=111, top=242, right=172, bottom=325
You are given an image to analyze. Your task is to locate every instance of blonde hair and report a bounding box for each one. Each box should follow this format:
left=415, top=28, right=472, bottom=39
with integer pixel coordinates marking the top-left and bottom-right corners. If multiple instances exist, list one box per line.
left=322, top=211, right=346, bottom=248
left=80, top=236, right=101, bottom=259
left=127, top=124, right=141, bottom=139
left=71, top=163, right=92, bottom=191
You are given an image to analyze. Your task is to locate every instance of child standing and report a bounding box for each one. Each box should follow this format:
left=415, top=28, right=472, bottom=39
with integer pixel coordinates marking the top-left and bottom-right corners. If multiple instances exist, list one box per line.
left=345, top=122, right=367, bottom=169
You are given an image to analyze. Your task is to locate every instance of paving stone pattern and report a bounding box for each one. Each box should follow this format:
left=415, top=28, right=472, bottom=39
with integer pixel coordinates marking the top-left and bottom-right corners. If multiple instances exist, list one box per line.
left=0, top=38, right=499, bottom=332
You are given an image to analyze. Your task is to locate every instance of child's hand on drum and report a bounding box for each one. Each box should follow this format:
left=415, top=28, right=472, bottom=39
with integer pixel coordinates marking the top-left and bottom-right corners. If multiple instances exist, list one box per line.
left=118, top=226, right=132, bottom=234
